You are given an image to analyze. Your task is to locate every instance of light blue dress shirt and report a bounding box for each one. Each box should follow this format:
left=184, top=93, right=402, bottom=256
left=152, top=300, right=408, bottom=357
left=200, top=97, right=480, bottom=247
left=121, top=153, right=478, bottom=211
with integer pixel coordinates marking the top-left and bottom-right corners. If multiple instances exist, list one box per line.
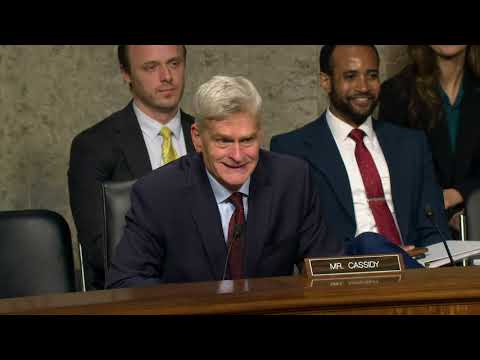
left=205, top=170, right=250, bottom=243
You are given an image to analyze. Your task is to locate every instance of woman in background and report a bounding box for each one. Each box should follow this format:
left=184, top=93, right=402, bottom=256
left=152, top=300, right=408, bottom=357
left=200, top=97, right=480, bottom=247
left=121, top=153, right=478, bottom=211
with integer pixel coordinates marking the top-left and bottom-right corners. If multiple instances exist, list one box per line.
left=379, top=45, right=480, bottom=236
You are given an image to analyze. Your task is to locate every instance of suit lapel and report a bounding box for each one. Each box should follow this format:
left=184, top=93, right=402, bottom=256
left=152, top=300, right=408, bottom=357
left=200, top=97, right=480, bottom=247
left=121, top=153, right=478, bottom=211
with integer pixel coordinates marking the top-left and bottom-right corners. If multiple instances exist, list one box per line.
left=187, top=154, right=229, bottom=280
left=118, top=105, right=196, bottom=178
left=180, top=110, right=196, bottom=154
left=244, top=150, right=273, bottom=277
left=304, top=115, right=355, bottom=223
left=374, top=121, right=409, bottom=240
left=117, top=101, right=152, bottom=178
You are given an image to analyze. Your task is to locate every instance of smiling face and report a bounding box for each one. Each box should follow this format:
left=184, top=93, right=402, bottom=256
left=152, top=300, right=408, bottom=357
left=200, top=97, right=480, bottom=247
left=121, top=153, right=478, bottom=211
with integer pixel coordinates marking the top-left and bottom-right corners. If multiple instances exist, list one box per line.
left=122, top=45, right=185, bottom=120
left=320, top=45, right=380, bottom=127
left=191, top=112, right=261, bottom=191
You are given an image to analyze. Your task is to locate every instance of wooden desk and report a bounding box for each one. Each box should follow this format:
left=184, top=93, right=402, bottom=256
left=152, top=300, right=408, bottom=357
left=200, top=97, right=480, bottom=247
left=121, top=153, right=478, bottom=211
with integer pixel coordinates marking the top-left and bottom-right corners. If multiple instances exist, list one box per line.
left=1, top=266, right=480, bottom=314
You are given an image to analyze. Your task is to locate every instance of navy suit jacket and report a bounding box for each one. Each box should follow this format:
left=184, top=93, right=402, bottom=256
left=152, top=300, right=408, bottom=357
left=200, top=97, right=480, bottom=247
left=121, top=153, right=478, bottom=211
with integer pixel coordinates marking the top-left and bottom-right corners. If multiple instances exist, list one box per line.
left=106, top=150, right=342, bottom=288
left=270, top=113, right=451, bottom=249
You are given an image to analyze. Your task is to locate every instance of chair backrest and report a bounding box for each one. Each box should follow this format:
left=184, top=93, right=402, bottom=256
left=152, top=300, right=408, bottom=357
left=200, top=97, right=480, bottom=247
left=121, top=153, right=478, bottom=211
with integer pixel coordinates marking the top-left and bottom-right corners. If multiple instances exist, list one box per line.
left=467, top=189, right=480, bottom=241
left=0, top=210, right=77, bottom=299
left=101, top=180, right=136, bottom=277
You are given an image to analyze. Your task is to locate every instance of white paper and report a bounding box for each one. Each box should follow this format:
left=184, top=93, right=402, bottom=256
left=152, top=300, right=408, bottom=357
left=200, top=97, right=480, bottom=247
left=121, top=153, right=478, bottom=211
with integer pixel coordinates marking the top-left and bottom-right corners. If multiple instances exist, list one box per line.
left=417, top=241, right=480, bottom=268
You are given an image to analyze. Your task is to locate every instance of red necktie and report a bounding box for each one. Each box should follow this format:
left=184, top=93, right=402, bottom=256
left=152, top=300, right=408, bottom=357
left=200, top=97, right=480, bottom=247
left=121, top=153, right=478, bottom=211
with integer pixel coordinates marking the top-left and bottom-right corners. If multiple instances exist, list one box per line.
left=349, top=129, right=402, bottom=245
left=227, top=192, right=245, bottom=279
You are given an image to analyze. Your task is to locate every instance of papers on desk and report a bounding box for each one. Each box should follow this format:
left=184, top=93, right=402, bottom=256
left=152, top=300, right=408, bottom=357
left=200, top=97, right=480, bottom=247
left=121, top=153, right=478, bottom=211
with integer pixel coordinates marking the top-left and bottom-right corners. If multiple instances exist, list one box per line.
left=417, top=241, right=480, bottom=268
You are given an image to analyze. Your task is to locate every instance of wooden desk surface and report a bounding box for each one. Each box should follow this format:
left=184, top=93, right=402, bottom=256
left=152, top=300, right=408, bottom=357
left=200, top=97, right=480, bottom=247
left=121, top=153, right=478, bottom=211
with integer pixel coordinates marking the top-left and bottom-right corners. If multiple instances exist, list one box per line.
left=2, top=266, right=480, bottom=314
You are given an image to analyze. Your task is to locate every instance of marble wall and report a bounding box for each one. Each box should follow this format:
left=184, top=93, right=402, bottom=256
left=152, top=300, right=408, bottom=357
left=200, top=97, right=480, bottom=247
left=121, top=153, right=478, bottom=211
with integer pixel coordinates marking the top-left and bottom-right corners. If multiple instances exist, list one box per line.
left=0, top=45, right=409, bottom=270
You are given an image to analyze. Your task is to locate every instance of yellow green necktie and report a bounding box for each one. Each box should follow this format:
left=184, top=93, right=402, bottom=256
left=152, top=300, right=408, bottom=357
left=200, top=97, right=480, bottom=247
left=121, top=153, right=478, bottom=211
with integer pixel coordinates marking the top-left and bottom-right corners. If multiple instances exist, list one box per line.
left=160, top=127, right=178, bottom=165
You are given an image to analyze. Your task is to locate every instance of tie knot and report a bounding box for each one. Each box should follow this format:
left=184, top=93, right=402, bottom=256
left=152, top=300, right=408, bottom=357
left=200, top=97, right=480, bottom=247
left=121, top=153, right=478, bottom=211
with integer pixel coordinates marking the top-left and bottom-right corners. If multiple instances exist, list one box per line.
left=349, top=128, right=366, bottom=144
left=160, top=127, right=172, bottom=139
left=228, top=192, right=244, bottom=209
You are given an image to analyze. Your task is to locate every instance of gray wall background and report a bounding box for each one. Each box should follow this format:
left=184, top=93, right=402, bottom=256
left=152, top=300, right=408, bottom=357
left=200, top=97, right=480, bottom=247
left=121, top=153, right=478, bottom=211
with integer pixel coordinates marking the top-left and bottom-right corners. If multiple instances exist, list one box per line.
left=0, top=45, right=409, bottom=270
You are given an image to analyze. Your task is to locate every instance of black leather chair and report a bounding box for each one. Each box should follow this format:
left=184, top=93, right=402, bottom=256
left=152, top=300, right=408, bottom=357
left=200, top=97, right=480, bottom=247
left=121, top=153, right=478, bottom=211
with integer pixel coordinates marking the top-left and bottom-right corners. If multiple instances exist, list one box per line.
left=0, top=210, right=77, bottom=299
left=101, top=180, right=136, bottom=279
left=467, top=189, right=480, bottom=241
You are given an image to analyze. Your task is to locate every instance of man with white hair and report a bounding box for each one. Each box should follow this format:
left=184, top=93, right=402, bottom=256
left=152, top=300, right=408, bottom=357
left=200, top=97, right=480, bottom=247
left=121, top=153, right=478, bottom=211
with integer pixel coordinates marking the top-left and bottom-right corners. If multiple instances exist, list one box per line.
left=106, top=75, right=342, bottom=288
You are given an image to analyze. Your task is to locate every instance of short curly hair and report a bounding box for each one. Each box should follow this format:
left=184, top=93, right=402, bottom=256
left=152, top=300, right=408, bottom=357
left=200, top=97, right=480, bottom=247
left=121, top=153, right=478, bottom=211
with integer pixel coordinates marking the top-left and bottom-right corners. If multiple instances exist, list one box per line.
left=319, top=45, right=379, bottom=75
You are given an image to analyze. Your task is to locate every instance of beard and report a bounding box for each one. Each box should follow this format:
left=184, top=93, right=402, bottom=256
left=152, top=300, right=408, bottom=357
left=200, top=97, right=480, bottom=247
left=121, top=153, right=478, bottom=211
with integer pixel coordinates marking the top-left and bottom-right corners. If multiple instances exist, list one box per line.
left=330, top=88, right=378, bottom=126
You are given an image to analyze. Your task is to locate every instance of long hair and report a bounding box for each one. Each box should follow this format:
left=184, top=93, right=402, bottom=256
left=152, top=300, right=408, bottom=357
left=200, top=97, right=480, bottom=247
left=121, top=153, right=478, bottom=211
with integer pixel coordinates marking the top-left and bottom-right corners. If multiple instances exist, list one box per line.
left=407, top=45, right=480, bottom=130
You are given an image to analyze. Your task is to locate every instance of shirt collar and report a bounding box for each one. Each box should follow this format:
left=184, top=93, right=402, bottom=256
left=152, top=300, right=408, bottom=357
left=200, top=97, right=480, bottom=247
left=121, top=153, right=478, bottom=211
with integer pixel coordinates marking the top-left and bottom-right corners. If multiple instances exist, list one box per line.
left=326, top=107, right=374, bottom=142
left=133, top=101, right=182, bottom=140
left=205, top=168, right=250, bottom=205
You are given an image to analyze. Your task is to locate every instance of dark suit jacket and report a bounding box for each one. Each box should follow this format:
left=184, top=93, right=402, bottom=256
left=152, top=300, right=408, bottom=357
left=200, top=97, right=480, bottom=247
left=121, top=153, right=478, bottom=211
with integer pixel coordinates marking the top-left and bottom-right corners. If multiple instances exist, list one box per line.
left=379, top=66, right=480, bottom=208
left=106, top=150, right=342, bottom=288
left=270, top=113, right=451, bottom=248
left=68, top=101, right=195, bottom=290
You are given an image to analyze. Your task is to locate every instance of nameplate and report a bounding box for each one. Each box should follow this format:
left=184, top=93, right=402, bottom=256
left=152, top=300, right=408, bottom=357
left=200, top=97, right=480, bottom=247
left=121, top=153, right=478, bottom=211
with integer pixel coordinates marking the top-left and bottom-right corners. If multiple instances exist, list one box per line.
left=304, top=254, right=404, bottom=278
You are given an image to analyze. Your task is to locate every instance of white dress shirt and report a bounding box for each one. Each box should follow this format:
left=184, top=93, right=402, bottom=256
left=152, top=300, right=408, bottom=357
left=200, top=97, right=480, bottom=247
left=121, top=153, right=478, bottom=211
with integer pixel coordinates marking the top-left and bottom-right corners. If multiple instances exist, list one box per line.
left=206, top=170, right=250, bottom=243
left=133, top=102, right=187, bottom=170
left=326, top=108, right=402, bottom=241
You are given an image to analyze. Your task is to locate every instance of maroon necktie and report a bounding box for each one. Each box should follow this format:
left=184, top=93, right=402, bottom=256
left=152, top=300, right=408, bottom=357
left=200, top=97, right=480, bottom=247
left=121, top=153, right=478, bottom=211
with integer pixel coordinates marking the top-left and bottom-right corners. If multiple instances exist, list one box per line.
left=349, top=128, right=402, bottom=245
left=227, top=192, right=245, bottom=279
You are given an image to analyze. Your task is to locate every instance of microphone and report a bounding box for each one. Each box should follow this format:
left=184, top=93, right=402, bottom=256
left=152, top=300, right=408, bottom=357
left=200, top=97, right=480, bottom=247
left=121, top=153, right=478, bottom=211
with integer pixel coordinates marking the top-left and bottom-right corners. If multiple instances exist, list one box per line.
left=424, top=205, right=455, bottom=266
left=222, top=223, right=246, bottom=280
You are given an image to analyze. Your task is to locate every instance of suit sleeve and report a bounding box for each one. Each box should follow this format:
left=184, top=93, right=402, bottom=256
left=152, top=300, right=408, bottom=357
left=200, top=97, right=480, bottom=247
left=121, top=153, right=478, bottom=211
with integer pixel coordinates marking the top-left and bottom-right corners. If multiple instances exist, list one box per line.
left=416, top=132, right=452, bottom=246
left=105, top=182, right=165, bottom=289
left=296, top=163, right=343, bottom=268
left=68, top=133, right=112, bottom=289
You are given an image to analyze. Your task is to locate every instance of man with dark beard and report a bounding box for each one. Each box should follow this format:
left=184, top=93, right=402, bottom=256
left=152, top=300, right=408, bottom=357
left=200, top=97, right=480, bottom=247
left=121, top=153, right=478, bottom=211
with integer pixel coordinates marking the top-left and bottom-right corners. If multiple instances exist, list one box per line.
left=270, top=45, right=450, bottom=252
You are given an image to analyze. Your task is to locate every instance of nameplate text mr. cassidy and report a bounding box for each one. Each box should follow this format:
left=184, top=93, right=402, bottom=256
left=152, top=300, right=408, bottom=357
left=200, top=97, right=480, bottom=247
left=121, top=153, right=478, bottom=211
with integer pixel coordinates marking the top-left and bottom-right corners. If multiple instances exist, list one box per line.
left=304, top=254, right=404, bottom=278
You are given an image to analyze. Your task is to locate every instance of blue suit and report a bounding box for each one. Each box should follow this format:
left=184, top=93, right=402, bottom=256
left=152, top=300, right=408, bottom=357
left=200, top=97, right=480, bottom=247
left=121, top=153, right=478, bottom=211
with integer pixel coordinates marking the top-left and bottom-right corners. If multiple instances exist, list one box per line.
left=270, top=113, right=451, bottom=249
left=106, top=150, right=342, bottom=288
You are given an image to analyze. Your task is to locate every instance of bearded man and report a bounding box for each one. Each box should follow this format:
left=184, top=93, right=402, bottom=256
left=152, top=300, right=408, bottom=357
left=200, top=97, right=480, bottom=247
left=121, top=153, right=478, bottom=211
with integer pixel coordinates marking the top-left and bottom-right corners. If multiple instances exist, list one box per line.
left=270, top=45, right=450, bottom=252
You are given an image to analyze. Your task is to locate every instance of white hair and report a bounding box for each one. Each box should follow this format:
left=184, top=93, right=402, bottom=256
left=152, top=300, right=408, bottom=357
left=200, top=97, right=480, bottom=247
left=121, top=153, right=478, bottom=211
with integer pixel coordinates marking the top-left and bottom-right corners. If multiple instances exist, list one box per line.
left=193, top=75, right=262, bottom=127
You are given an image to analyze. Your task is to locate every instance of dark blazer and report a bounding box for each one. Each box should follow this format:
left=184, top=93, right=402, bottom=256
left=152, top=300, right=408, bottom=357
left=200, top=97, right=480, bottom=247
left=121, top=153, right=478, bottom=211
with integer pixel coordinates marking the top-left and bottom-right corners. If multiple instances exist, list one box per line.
left=270, top=113, right=451, bottom=248
left=68, top=101, right=195, bottom=290
left=379, top=66, right=480, bottom=207
left=106, top=150, right=342, bottom=288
